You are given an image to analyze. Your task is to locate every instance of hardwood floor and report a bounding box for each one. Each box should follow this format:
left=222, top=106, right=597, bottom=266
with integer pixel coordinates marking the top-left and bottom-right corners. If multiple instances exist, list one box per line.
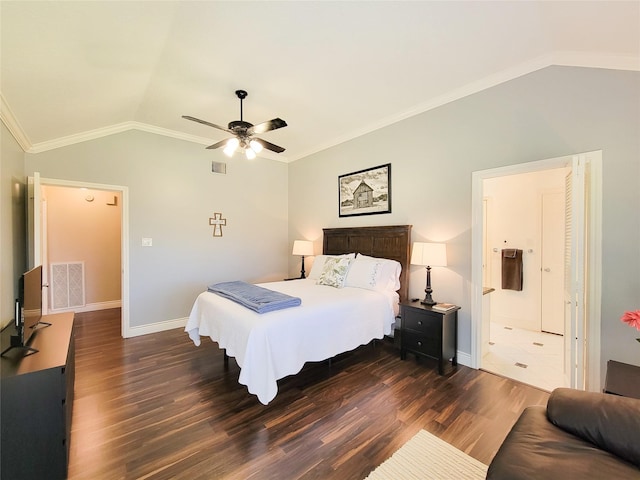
left=68, top=309, right=549, bottom=480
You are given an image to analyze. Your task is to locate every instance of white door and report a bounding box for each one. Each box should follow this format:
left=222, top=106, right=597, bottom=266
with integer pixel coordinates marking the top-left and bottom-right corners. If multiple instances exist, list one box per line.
left=564, top=155, right=587, bottom=389
left=541, top=190, right=564, bottom=335
left=27, top=173, right=49, bottom=313
left=27, top=173, right=41, bottom=269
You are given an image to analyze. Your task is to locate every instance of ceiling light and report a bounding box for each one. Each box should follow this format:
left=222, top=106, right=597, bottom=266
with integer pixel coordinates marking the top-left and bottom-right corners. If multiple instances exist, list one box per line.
left=249, top=140, right=263, bottom=154
left=245, top=148, right=256, bottom=160
left=223, top=138, right=239, bottom=157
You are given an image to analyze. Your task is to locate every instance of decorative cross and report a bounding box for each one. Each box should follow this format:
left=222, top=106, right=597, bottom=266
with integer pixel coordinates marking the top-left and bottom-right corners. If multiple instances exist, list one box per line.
left=209, top=213, right=227, bottom=237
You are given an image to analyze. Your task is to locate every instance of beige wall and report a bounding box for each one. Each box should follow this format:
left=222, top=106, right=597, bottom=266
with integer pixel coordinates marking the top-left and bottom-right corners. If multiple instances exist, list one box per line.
left=25, top=130, right=289, bottom=328
left=42, top=185, right=121, bottom=308
left=288, top=66, right=640, bottom=377
left=1, top=123, right=27, bottom=329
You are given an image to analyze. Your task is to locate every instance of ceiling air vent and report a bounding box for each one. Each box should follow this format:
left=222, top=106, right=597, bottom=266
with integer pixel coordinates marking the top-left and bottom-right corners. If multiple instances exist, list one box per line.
left=212, top=161, right=227, bottom=174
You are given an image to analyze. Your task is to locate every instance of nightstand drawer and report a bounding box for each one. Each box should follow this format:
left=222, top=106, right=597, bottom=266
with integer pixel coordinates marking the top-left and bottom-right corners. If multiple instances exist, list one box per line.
left=403, top=310, right=440, bottom=336
left=402, top=331, right=440, bottom=357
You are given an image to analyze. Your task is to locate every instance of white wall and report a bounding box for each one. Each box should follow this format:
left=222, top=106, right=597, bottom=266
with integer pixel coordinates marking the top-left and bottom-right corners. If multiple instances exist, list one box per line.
left=289, top=66, right=640, bottom=377
left=1, top=123, right=27, bottom=329
left=484, top=168, right=568, bottom=331
left=25, top=130, right=289, bottom=328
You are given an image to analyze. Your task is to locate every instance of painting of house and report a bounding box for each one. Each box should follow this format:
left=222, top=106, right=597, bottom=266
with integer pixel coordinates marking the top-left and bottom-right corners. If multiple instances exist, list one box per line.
left=353, top=181, right=374, bottom=209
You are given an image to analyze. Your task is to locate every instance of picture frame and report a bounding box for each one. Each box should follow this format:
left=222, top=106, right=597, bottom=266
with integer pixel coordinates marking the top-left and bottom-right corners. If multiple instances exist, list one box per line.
left=338, top=163, right=391, bottom=217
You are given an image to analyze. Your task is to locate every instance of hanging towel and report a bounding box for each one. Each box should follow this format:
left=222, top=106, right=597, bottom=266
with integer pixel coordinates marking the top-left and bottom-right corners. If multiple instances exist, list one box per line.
left=501, top=249, right=523, bottom=291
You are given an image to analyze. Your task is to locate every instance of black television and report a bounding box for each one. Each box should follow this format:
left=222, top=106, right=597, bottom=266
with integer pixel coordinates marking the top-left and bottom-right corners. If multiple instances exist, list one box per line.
left=1, top=265, right=47, bottom=356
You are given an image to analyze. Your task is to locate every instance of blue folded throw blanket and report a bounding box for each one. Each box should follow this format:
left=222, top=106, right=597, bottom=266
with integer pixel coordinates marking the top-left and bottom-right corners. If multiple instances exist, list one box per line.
left=208, top=281, right=302, bottom=314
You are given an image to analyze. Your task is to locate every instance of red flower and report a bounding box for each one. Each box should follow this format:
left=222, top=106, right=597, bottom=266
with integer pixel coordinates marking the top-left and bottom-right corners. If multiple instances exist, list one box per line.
left=621, top=310, right=640, bottom=343
left=621, top=310, right=640, bottom=331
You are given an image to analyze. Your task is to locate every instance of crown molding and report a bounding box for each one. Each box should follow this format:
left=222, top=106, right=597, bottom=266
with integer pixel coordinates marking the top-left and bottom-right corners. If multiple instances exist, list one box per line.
left=551, top=51, right=640, bottom=72
left=286, top=52, right=640, bottom=162
left=26, top=121, right=209, bottom=153
left=0, top=93, right=32, bottom=152
left=27, top=121, right=289, bottom=162
left=3, top=50, right=637, bottom=162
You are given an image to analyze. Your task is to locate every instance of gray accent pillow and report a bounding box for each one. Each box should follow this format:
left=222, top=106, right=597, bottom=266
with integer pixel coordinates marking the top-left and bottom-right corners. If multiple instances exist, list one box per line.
left=546, top=387, right=640, bottom=468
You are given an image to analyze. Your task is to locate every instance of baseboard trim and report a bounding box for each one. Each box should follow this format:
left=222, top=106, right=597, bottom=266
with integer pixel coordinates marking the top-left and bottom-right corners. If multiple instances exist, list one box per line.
left=48, top=300, right=122, bottom=314
left=457, top=351, right=472, bottom=368
left=124, top=317, right=188, bottom=338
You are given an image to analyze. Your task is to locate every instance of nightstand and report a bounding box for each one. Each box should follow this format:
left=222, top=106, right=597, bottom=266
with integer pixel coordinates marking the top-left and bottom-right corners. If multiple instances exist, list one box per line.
left=400, top=301, right=459, bottom=375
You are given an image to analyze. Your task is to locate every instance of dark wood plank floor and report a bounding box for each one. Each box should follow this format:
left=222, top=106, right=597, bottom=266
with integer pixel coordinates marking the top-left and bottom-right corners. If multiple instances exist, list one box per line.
left=68, top=309, right=549, bottom=480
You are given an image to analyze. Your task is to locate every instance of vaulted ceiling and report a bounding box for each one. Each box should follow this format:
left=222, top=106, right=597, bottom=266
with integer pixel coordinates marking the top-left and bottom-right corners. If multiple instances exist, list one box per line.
left=1, top=1, right=638, bottom=162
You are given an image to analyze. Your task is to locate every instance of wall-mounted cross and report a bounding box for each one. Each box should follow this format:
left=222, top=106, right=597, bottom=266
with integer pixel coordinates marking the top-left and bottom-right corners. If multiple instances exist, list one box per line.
left=209, top=213, right=227, bottom=237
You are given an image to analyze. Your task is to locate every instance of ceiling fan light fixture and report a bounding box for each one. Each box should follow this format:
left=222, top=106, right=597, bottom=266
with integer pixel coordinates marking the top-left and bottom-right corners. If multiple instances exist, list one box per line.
left=249, top=139, right=263, bottom=154
left=183, top=89, right=287, bottom=158
left=223, top=137, right=239, bottom=157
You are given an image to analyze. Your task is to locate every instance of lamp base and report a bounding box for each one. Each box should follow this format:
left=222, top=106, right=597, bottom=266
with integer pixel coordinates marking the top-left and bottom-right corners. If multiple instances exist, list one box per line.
left=299, top=255, right=307, bottom=279
left=421, top=266, right=436, bottom=305
left=420, top=294, right=436, bottom=306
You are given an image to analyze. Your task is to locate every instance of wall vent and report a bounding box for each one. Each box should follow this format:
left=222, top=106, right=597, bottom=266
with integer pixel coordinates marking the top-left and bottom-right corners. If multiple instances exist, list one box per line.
left=50, top=262, right=85, bottom=310
left=212, top=161, right=227, bottom=174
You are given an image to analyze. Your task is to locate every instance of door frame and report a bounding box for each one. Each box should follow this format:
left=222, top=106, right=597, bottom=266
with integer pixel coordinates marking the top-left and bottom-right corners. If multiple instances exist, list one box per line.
left=470, top=151, right=602, bottom=391
left=34, top=175, right=130, bottom=338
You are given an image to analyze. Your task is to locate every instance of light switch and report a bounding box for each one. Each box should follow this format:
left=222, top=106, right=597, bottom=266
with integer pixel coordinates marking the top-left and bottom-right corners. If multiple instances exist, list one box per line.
left=142, top=238, right=153, bottom=247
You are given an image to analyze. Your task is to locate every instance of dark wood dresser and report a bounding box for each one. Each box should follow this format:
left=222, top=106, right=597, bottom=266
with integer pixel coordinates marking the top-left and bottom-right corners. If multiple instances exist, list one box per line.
left=1, top=312, right=75, bottom=480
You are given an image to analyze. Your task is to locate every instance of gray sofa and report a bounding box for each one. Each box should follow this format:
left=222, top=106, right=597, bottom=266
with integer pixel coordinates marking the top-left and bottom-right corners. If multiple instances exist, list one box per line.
left=487, top=388, right=640, bottom=479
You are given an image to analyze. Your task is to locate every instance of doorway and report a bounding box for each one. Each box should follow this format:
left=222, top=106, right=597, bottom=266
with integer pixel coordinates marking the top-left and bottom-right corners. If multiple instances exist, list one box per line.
left=482, top=171, right=567, bottom=391
left=470, top=152, right=602, bottom=392
left=28, top=173, right=130, bottom=338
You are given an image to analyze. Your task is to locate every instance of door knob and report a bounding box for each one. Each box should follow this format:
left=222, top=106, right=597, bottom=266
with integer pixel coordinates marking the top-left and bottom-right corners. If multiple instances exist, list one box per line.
left=544, top=268, right=551, bottom=272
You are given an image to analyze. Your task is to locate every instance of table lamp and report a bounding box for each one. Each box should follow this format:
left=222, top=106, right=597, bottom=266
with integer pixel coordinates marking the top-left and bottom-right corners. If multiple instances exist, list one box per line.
left=410, top=242, right=447, bottom=305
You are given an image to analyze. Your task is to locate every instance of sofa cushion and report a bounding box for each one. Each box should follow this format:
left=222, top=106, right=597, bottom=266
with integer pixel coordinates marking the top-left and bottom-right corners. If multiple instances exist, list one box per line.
left=486, top=405, right=640, bottom=479
left=547, top=388, right=640, bottom=468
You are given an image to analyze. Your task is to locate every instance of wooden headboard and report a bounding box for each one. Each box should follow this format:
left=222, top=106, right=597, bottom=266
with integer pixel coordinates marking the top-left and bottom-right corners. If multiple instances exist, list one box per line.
left=322, top=225, right=412, bottom=303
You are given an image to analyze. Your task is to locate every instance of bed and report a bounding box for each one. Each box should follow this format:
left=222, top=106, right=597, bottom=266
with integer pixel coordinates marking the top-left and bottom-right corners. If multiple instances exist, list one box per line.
left=185, top=225, right=412, bottom=405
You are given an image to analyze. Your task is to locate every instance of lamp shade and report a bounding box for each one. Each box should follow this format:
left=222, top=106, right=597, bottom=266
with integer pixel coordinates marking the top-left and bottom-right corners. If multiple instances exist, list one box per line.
left=292, top=240, right=314, bottom=256
left=410, top=242, right=447, bottom=267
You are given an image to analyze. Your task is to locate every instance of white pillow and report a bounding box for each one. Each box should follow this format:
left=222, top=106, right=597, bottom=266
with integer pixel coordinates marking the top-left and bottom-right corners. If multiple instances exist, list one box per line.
left=355, top=254, right=402, bottom=291
left=316, top=256, right=353, bottom=288
left=345, top=257, right=384, bottom=291
left=308, top=253, right=355, bottom=279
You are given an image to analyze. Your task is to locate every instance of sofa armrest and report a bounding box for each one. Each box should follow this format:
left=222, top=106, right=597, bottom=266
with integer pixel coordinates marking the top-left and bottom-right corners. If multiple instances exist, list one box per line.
left=547, top=388, right=640, bottom=468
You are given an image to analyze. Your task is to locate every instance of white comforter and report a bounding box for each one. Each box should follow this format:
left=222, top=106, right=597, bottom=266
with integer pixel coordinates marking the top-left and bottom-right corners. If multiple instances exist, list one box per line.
left=185, top=279, right=398, bottom=405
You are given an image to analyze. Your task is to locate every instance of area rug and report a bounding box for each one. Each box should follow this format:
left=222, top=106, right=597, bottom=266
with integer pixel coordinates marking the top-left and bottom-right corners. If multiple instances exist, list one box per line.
left=364, top=430, right=488, bottom=480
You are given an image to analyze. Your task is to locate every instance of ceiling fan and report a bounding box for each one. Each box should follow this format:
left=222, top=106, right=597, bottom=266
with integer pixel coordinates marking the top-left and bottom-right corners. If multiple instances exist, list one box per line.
left=183, top=89, right=287, bottom=159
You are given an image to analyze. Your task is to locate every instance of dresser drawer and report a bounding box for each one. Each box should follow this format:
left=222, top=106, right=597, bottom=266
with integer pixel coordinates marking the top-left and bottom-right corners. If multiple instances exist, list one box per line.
left=402, top=331, right=440, bottom=358
left=402, top=309, right=441, bottom=336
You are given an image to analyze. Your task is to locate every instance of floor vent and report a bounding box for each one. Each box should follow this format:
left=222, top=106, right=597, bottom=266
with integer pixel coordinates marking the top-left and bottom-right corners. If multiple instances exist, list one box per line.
left=50, top=262, right=85, bottom=310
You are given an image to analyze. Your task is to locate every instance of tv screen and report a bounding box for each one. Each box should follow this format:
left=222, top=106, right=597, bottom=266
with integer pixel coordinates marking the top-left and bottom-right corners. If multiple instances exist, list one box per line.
left=20, top=265, right=43, bottom=346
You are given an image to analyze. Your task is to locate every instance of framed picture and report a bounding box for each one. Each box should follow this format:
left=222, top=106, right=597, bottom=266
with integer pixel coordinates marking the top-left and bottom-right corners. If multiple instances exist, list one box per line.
left=338, top=163, right=391, bottom=217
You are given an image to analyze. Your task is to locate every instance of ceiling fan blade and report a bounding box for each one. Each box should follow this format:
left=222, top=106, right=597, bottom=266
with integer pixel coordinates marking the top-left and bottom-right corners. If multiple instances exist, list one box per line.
left=205, top=139, right=229, bottom=150
left=247, top=118, right=287, bottom=136
left=182, top=115, right=232, bottom=133
left=254, top=138, right=286, bottom=153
